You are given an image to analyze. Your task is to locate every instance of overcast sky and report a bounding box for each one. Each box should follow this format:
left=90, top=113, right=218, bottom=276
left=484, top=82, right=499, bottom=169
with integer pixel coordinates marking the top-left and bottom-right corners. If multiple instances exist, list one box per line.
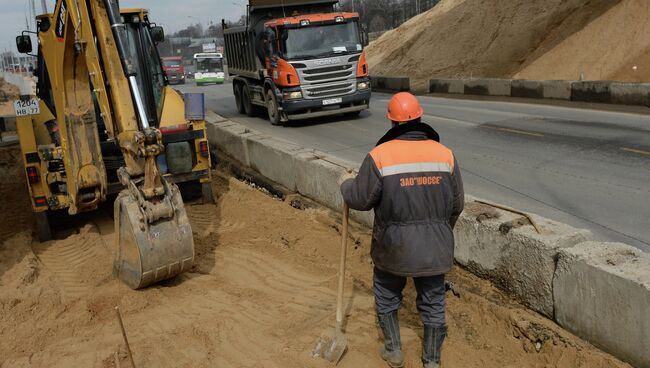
left=0, top=0, right=247, bottom=54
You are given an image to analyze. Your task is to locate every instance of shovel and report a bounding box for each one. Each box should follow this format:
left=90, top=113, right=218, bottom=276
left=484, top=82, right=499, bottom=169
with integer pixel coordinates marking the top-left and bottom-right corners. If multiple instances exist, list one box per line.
left=312, top=203, right=350, bottom=364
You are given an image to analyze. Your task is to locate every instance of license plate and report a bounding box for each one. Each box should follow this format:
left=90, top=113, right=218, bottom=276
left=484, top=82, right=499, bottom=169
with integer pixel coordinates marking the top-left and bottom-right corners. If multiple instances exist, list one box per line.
left=14, top=98, right=40, bottom=117
left=322, top=97, right=342, bottom=106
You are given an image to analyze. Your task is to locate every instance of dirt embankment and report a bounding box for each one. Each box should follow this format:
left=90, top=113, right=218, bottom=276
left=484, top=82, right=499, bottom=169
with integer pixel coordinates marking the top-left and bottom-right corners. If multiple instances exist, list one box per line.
left=0, top=147, right=633, bottom=367
left=367, top=0, right=650, bottom=90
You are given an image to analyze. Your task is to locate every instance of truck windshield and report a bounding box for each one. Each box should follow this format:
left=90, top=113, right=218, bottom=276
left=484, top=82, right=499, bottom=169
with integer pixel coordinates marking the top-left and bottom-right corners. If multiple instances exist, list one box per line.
left=162, top=59, right=181, bottom=68
left=123, top=18, right=166, bottom=127
left=283, top=21, right=361, bottom=60
left=195, top=57, right=223, bottom=73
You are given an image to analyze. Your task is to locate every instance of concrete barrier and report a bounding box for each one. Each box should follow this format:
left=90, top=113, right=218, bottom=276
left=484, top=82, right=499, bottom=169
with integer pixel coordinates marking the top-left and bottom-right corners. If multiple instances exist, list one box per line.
left=511, top=80, right=544, bottom=99
left=541, top=80, right=573, bottom=100
left=510, top=80, right=573, bottom=100
left=429, top=79, right=465, bottom=94
left=571, top=81, right=612, bottom=103
left=204, top=112, right=649, bottom=365
left=554, top=242, right=650, bottom=368
left=426, top=78, right=650, bottom=106
left=464, top=78, right=511, bottom=96
left=610, top=82, right=650, bottom=107
left=247, top=134, right=307, bottom=192
left=205, top=112, right=252, bottom=166
left=370, top=76, right=410, bottom=92
left=454, top=198, right=591, bottom=317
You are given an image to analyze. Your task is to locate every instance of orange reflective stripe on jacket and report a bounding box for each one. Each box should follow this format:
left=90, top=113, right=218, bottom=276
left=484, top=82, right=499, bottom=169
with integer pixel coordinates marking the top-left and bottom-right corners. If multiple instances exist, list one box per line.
left=369, top=140, right=455, bottom=177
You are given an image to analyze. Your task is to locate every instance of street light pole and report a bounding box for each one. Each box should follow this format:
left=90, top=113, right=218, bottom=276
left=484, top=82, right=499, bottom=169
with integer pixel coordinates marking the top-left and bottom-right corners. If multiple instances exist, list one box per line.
left=40, top=0, right=47, bottom=13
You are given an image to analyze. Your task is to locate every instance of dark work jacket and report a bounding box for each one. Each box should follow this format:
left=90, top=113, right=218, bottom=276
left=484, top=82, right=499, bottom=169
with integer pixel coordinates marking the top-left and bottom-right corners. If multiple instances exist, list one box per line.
left=341, top=127, right=464, bottom=277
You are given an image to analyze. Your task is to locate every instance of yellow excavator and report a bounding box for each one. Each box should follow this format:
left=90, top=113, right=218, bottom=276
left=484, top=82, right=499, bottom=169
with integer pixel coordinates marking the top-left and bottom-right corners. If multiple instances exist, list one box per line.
left=14, top=0, right=211, bottom=289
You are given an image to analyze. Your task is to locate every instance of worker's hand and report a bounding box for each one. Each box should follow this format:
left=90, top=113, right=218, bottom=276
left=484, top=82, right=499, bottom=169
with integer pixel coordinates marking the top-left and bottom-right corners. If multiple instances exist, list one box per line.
left=338, top=171, right=356, bottom=187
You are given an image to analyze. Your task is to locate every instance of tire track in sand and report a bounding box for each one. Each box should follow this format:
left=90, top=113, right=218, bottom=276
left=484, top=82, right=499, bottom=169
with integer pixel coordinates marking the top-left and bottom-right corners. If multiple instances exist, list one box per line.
left=31, top=225, right=110, bottom=300
left=186, top=204, right=246, bottom=237
left=124, top=246, right=339, bottom=367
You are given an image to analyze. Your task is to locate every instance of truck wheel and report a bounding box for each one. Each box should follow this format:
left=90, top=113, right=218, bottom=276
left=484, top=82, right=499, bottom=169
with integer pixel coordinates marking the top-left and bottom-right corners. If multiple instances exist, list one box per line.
left=266, top=89, right=282, bottom=126
left=242, top=84, right=254, bottom=117
left=35, top=212, right=52, bottom=242
left=234, top=83, right=245, bottom=114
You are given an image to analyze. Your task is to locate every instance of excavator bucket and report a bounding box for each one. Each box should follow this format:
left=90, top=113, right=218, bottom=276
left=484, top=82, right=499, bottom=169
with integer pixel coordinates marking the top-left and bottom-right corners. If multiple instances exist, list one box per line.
left=113, top=181, right=194, bottom=289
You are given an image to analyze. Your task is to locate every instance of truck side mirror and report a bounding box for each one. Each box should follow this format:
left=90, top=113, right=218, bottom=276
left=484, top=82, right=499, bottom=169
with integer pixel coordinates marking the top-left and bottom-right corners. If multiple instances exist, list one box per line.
left=151, top=26, right=165, bottom=43
left=361, top=25, right=369, bottom=47
left=16, top=35, right=32, bottom=54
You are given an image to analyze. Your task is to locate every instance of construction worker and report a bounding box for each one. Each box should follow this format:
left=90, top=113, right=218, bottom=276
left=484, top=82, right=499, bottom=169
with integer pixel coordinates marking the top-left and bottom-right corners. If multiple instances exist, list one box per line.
left=339, top=92, right=464, bottom=368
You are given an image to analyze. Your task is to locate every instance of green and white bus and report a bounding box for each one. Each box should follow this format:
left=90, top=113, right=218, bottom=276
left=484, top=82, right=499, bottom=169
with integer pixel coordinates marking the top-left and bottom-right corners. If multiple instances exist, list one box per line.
left=193, top=53, right=225, bottom=86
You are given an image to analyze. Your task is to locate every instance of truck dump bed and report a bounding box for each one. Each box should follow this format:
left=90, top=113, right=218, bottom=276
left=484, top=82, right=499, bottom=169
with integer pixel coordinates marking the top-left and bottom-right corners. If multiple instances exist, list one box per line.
left=223, top=27, right=262, bottom=80
left=224, top=0, right=339, bottom=79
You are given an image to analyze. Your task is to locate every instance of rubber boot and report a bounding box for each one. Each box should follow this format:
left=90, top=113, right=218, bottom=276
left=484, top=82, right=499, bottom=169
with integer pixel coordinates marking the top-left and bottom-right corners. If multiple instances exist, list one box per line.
left=422, top=325, right=447, bottom=368
left=378, top=312, right=404, bottom=368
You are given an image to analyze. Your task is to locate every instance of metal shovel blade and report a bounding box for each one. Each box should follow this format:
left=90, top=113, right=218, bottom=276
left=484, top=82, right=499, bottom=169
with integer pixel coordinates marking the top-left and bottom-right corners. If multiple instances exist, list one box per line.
left=312, top=326, right=348, bottom=364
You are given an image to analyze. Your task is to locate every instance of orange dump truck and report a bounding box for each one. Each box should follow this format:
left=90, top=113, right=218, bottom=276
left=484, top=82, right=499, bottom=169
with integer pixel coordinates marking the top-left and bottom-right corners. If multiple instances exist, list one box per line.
left=223, top=0, right=370, bottom=125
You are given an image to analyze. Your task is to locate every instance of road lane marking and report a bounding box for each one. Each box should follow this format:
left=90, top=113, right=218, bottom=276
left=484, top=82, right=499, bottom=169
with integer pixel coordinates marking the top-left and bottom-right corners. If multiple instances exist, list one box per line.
left=483, top=126, right=544, bottom=137
left=621, top=147, right=650, bottom=156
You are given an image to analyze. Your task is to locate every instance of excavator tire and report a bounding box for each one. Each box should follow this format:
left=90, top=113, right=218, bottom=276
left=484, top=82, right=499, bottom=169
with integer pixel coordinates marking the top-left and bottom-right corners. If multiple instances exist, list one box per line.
left=113, top=183, right=194, bottom=289
left=35, top=212, right=53, bottom=242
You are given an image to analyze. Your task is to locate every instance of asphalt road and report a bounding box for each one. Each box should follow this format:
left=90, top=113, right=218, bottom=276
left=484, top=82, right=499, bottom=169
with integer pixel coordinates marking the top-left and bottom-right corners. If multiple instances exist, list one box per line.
left=178, top=82, right=650, bottom=252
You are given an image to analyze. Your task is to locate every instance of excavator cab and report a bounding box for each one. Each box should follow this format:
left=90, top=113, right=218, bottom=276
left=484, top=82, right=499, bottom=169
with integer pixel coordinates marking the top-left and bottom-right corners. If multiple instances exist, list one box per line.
left=14, top=1, right=206, bottom=289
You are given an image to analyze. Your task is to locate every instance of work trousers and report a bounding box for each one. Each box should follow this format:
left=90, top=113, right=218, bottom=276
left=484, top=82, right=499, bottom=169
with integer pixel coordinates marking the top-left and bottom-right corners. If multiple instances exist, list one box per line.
left=373, top=267, right=446, bottom=327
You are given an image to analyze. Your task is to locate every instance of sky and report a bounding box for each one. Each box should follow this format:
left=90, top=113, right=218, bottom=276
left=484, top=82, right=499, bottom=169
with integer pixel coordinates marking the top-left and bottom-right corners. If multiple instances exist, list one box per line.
left=0, top=0, right=248, bottom=55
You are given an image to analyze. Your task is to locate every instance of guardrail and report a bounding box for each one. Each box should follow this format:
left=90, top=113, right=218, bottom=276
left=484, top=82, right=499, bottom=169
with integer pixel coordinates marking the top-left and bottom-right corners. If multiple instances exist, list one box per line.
left=205, top=111, right=650, bottom=368
left=428, top=78, right=650, bottom=107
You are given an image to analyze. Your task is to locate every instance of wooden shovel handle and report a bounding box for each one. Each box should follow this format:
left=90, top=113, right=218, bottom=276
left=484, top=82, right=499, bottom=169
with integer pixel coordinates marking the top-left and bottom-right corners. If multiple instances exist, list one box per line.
left=335, top=203, right=349, bottom=330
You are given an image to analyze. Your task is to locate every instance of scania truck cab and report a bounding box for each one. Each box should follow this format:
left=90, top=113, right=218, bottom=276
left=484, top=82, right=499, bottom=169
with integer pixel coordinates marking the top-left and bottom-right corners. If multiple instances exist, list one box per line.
left=223, top=0, right=370, bottom=125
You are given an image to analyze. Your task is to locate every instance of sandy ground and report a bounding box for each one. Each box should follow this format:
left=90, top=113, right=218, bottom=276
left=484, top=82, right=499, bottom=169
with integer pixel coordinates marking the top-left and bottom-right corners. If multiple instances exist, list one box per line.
left=367, top=0, right=650, bottom=89
left=0, top=146, right=633, bottom=368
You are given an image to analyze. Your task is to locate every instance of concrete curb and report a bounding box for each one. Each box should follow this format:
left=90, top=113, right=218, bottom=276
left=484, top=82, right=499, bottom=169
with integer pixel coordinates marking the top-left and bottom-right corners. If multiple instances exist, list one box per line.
left=370, top=75, right=410, bottom=92
left=554, top=242, right=650, bottom=368
left=455, top=197, right=591, bottom=318
left=205, top=112, right=649, bottom=366
left=427, top=78, right=650, bottom=107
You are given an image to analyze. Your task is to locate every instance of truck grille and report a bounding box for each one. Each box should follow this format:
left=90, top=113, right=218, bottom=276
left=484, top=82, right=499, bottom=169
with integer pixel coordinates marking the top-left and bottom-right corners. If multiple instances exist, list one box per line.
left=293, top=55, right=361, bottom=100
left=304, top=82, right=355, bottom=98
left=304, top=71, right=351, bottom=82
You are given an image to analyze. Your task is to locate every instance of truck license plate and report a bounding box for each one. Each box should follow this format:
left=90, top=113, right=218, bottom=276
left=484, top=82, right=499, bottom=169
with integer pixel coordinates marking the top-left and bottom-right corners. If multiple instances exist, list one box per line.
left=322, top=98, right=342, bottom=106
left=14, top=98, right=40, bottom=117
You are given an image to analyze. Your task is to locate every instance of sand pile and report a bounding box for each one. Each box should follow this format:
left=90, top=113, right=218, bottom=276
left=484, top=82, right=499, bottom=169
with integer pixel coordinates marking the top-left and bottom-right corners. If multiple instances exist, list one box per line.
left=0, top=153, right=632, bottom=367
left=367, top=0, right=650, bottom=90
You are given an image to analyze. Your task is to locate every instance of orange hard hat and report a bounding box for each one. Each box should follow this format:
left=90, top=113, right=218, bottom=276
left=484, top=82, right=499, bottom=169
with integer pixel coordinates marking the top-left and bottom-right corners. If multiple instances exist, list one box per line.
left=386, top=92, right=424, bottom=122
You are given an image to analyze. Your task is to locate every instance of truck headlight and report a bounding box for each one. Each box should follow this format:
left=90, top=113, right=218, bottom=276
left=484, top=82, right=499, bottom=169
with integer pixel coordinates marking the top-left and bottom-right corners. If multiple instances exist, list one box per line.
left=357, top=81, right=369, bottom=90
left=282, top=91, right=303, bottom=100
